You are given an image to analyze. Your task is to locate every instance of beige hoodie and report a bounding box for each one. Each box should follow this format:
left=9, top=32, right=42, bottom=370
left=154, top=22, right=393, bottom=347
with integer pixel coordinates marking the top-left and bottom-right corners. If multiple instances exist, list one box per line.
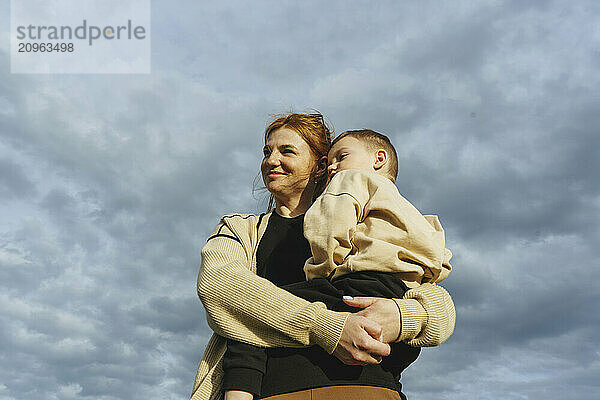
left=304, top=169, right=452, bottom=288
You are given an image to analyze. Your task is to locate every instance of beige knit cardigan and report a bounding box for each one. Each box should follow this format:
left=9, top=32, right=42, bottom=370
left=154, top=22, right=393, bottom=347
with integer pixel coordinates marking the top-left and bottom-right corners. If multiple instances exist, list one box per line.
left=191, top=212, right=455, bottom=400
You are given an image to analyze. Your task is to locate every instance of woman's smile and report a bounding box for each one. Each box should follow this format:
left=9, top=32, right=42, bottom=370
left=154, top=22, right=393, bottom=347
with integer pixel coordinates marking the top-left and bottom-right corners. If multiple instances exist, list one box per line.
left=267, top=170, right=286, bottom=178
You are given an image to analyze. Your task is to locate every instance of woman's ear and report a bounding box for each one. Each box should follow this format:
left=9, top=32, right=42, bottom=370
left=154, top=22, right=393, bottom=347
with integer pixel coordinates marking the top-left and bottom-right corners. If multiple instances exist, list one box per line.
left=373, top=149, right=388, bottom=171
left=314, top=155, right=328, bottom=179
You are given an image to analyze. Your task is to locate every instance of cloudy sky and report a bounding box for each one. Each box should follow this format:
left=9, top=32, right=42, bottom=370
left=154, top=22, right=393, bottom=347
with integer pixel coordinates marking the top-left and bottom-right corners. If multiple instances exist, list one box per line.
left=1, top=1, right=599, bottom=399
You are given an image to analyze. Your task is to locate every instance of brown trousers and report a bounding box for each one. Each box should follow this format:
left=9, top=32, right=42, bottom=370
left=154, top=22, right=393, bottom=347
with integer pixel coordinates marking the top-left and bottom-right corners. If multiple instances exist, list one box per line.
left=261, top=385, right=402, bottom=400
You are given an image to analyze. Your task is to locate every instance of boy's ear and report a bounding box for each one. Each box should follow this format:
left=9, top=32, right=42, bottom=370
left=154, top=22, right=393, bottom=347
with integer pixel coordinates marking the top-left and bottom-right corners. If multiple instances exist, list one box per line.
left=314, top=156, right=328, bottom=179
left=373, top=149, right=388, bottom=171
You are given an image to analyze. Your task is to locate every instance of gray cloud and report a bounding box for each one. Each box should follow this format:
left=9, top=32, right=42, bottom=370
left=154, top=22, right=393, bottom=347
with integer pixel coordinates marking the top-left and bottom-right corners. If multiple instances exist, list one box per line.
left=0, top=158, right=36, bottom=199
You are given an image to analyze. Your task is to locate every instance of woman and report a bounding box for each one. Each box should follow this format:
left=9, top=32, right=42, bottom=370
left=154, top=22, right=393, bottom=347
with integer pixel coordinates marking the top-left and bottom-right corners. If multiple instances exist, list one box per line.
left=192, top=113, right=455, bottom=400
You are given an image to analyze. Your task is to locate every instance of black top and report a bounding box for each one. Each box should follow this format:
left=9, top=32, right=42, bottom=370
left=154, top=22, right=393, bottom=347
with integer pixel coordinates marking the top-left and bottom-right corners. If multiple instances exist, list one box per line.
left=255, top=212, right=309, bottom=286
left=222, top=212, right=420, bottom=399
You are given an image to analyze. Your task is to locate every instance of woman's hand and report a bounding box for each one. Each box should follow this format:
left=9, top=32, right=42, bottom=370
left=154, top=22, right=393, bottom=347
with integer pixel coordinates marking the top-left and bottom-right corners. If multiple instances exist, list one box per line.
left=343, top=296, right=401, bottom=344
left=332, top=313, right=391, bottom=365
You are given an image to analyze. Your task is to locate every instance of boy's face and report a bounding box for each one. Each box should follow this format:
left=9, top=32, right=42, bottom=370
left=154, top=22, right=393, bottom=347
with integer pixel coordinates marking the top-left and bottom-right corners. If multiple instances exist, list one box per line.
left=327, top=136, right=375, bottom=180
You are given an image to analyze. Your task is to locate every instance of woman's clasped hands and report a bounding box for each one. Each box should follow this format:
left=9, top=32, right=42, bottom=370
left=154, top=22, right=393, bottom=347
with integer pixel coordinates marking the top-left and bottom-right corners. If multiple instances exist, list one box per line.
left=333, top=296, right=402, bottom=366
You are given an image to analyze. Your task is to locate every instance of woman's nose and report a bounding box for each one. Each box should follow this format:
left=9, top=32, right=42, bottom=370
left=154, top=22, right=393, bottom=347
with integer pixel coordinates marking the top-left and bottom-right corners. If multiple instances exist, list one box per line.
left=265, top=152, right=280, bottom=166
left=327, top=163, right=336, bottom=174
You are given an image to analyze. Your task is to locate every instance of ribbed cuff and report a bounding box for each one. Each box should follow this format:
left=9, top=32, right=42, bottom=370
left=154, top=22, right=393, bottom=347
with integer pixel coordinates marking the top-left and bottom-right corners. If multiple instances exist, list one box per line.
left=310, top=308, right=350, bottom=354
left=222, top=367, right=263, bottom=396
left=394, top=298, right=427, bottom=342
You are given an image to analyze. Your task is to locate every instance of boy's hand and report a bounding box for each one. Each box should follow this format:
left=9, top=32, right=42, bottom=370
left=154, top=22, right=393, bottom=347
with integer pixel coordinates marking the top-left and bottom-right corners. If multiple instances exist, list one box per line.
left=224, top=390, right=254, bottom=400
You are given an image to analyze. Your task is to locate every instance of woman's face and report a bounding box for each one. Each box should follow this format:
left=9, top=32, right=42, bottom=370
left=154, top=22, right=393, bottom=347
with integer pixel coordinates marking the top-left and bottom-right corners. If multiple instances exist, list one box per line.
left=261, top=127, right=317, bottom=205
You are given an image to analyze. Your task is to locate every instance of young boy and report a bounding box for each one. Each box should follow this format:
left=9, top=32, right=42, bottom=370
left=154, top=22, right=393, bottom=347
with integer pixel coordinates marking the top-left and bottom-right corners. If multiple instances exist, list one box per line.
left=224, top=130, right=452, bottom=400
left=304, top=129, right=451, bottom=289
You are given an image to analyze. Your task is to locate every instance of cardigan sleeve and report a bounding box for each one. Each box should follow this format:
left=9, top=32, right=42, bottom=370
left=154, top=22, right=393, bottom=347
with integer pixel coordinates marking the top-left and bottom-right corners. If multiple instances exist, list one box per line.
left=393, top=283, right=456, bottom=347
left=197, top=222, right=349, bottom=355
